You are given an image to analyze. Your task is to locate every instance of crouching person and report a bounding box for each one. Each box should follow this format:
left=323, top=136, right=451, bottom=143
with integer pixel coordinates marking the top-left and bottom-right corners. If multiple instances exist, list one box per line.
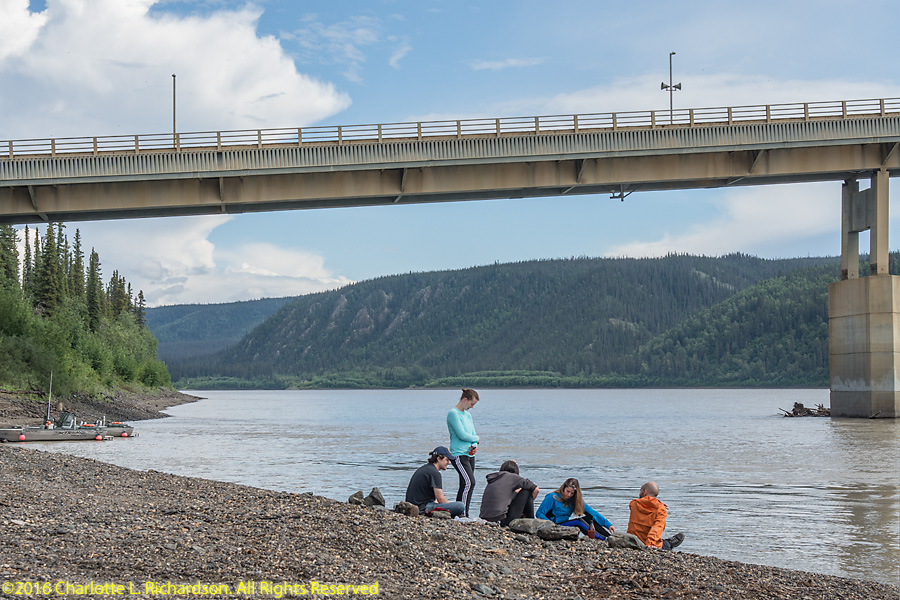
left=627, top=481, right=684, bottom=550
left=405, top=446, right=466, bottom=517
left=479, top=460, right=539, bottom=526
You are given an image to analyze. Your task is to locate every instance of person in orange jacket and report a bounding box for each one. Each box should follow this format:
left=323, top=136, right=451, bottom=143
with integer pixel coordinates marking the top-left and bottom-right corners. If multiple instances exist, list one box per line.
left=627, top=481, right=684, bottom=550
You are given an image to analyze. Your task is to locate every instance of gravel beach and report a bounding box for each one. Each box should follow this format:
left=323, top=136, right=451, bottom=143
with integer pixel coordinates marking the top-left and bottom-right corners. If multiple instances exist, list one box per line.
left=1, top=391, right=897, bottom=599
left=0, top=445, right=897, bottom=600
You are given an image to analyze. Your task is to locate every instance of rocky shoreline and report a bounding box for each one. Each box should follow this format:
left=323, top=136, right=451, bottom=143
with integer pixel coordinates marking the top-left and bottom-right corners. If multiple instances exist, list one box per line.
left=0, top=388, right=200, bottom=426
left=0, top=447, right=895, bottom=599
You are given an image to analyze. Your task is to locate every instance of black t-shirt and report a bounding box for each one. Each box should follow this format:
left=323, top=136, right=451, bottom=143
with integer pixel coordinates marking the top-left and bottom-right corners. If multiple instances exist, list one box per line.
left=405, top=462, right=442, bottom=511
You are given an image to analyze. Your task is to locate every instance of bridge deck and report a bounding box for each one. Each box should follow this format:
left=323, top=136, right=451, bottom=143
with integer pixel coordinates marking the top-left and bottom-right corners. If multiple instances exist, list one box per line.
left=0, top=98, right=898, bottom=224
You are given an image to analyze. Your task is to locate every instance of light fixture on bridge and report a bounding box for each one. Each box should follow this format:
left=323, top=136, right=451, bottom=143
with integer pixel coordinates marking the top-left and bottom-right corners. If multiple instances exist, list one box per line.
left=661, top=52, right=682, bottom=125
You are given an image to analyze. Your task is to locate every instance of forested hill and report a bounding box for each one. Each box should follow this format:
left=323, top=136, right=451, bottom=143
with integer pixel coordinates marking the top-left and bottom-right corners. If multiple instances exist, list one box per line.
left=146, top=297, right=294, bottom=363
left=166, top=253, right=842, bottom=388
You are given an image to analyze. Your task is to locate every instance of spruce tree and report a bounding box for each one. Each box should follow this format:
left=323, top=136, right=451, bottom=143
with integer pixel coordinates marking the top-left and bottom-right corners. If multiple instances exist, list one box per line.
left=35, top=225, right=63, bottom=314
left=70, top=229, right=85, bottom=299
left=0, top=225, right=18, bottom=286
left=135, top=290, right=147, bottom=328
left=86, top=249, right=102, bottom=332
left=22, top=226, right=34, bottom=297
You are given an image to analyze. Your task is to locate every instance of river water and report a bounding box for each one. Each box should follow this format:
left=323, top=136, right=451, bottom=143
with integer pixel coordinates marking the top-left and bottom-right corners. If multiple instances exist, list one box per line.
left=35, top=388, right=899, bottom=585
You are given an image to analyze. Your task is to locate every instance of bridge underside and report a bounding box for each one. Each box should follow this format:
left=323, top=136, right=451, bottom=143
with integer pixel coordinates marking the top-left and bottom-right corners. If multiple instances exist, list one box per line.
left=1, top=143, right=898, bottom=224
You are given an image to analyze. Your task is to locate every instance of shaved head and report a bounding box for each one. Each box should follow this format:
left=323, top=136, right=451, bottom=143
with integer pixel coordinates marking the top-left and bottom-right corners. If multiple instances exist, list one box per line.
left=640, top=481, right=660, bottom=497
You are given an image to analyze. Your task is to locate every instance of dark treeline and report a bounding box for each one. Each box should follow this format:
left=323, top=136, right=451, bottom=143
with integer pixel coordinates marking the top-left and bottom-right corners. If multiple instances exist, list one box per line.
left=164, top=253, right=851, bottom=389
left=0, top=223, right=170, bottom=397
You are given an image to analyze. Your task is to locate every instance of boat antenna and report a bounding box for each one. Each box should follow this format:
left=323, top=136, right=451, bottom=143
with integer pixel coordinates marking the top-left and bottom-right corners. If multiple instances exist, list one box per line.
left=45, top=372, right=53, bottom=425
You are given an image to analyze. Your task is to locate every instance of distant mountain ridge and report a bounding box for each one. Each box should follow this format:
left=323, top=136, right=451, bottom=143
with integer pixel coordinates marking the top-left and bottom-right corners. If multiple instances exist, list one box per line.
left=149, top=253, right=846, bottom=388
left=146, top=296, right=294, bottom=363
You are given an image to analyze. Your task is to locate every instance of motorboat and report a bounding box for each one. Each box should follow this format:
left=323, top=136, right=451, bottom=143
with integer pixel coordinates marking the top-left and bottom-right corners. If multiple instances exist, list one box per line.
left=98, top=417, right=136, bottom=438
left=0, top=412, right=107, bottom=442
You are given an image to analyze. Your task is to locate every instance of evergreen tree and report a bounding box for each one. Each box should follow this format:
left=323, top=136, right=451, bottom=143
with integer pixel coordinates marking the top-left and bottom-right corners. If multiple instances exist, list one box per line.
left=22, top=226, right=34, bottom=297
left=108, top=270, right=129, bottom=318
left=135, top=290, right=147, bottom=328
left=0, top=225, right=18, bottom=286
left=34, top=225, right=63, bottom=314
left=69, top=229, right=85, bottom=299
left=56, top=223, right=69, bottom=298
left=86, top=249, right=102, bottom=332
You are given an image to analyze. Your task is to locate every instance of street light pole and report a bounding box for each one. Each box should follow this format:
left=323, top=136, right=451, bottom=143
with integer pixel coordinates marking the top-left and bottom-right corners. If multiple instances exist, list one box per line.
left=660, top=52, right=682, bottom=125
left=172, top=73, right=176, bottom=147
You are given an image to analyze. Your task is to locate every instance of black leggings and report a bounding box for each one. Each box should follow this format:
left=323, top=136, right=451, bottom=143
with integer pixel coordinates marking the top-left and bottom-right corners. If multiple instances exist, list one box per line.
left=500, top=488, right=535, bottom=527
left=450, top=454, right=475, bottom=517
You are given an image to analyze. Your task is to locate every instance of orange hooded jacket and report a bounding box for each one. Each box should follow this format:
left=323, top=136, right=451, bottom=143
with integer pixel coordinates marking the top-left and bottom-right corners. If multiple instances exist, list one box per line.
left=627, top=495, right=668, bottom=548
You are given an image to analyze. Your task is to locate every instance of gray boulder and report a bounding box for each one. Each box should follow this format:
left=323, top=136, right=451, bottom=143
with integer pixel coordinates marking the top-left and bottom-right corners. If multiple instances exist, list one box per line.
left=363, top=487, right=385, bottom=507
left=536, top=525, right=580, bottom=541
left=348, top=491, right=365, bottom=505
left=606, top=533, right=646, bottom=550
left=508, top=518, right=553, bottom=535
left=471, top=583, right=495, bottom=596
left=393, top=501, right=419, bottom=517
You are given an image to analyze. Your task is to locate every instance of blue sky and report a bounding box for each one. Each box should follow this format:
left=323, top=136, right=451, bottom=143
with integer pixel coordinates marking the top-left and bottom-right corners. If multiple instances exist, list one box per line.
left=2, top=0, right=899, bottom=305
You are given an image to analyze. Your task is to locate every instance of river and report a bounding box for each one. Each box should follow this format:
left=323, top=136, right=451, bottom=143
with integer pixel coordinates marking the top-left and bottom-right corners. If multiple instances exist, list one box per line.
left=35, top=388, right=899, bottom=585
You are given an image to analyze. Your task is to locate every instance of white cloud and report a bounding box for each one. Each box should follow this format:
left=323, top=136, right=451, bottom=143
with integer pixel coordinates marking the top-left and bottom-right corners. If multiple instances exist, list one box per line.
left=501, top=73, right=900, bottom=118
left=69, top=216, right=352, bottom=307
left=0, top=0, right=350, bottom=139
left=0, top=0, right=47, bottom=60
left=388, top=40, right=411, bottom=70
left=470, top=57, right=545, bottom=71
left=290, top=14, right=382, bottom=84
left=604, top=180, right=900, bottom=259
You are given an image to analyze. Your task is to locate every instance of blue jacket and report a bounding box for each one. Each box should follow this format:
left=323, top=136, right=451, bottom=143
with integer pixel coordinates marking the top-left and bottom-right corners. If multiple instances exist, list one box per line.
left=536, top=492, right=613, bottom=529
left=446, top=408, right=478, bottom=456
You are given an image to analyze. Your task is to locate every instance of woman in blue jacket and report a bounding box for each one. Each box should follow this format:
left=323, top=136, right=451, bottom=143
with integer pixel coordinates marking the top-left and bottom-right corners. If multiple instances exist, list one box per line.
left=536, top=477, right=615, bottom=539
left=447, top=388, right=479, bottom=517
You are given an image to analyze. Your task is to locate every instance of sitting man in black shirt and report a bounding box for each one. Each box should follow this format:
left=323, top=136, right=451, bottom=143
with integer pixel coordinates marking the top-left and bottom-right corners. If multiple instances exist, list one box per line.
left=405, top=446, right=466, bottom=517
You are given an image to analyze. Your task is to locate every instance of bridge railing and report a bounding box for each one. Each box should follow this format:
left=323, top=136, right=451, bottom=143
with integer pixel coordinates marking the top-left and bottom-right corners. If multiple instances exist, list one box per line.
left=3, top=97, right=898, bottom=160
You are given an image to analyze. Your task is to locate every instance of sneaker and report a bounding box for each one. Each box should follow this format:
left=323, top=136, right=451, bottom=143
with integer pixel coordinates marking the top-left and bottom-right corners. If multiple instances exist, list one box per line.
left=667, top=532, right=685, bottom=549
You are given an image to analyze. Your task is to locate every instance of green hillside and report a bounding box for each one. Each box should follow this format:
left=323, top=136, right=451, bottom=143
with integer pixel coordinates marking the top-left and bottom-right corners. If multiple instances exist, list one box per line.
left=167, top=253, right=841, bottom=389
left=0, top=224, right=170, bottom=399
left=146, top=297, right=293, bottom=363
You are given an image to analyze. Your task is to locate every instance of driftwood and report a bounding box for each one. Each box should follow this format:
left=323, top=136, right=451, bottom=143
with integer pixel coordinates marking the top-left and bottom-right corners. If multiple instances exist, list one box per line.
left=779, top=402, right=830, bottom=417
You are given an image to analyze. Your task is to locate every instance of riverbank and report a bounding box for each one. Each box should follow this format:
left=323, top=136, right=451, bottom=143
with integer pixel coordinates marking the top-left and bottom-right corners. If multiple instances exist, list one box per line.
left=0, top=447, right=895, bottom=599
left=0, top=388, right=200, bottom=426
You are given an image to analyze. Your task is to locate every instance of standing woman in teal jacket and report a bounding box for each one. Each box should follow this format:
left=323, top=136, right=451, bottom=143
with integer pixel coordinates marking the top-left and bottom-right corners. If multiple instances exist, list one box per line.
left=447, top=388, right=480, bottom=517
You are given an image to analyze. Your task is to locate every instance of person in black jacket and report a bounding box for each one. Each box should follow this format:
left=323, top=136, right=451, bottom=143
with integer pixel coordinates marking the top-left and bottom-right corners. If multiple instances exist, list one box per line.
left=478, top=460, right=539, bottom=526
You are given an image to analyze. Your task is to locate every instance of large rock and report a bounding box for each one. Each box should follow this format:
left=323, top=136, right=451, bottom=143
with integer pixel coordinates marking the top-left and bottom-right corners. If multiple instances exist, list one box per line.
left=607, top=533, right=646, bottom=550
left=348, top=491, right=365, bottom=505
left=363, top=487, right=385, bottom=507
left=393, top=501, right=419, bottom=517
left=508, top=518, right=553, bottom=535
left=536, top=525, right=580, bottom=541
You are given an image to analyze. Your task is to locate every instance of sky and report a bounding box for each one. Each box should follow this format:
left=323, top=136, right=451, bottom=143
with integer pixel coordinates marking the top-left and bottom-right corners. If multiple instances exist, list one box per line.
left=2, top=0, right=899, bottom=306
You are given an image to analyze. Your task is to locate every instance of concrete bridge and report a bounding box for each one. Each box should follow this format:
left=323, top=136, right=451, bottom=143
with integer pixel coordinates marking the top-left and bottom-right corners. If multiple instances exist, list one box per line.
left=1, top=97, right=899, bottom=417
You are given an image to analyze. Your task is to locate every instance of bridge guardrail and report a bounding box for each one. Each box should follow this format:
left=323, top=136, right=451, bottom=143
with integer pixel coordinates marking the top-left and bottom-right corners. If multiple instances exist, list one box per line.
left=2, top=97, right=899, bottom=160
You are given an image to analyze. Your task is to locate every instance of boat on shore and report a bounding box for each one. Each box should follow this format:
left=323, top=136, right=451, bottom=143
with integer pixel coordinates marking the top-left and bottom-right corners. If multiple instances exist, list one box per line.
left=100, top=417, right=135, bottom=438
left=0, top=412, right=107, bottom=442
left=0, top=373, right=136, bottom=442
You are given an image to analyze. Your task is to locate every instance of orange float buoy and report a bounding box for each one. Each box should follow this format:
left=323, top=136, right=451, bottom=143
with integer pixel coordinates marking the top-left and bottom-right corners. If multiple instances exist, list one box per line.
left=121, top=432, right=128, bottom=437
left=95, top=434, right=103, bottom=441
left=18, top=433, right=26, bottom=441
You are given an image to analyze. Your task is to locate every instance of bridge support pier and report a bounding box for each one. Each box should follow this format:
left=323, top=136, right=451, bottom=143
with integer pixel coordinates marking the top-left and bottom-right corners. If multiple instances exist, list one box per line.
left=829, top=170, right=899, bottom=417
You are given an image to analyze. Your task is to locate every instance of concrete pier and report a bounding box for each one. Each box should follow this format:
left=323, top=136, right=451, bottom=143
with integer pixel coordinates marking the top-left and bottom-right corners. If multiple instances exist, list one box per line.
left=829, top=170, right=900, bottom=417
